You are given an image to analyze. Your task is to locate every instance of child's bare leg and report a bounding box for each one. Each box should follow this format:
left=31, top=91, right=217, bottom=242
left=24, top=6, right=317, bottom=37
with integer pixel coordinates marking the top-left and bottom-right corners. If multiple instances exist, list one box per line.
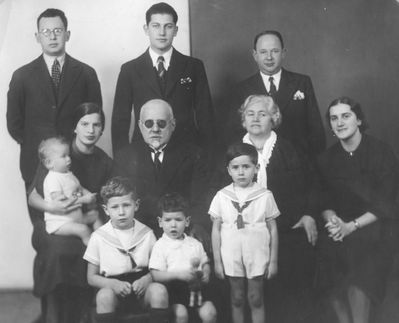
left=172, top=304, right=188, bottom=323
left=247, top=276, right=265, bottom=323
left=54, top=222, right=92, bottom=245
left=96, top=288, right=118, bottom=313
left=228, top=276, right=245, bottom=323
left=197, top=301, right=217, bottom=323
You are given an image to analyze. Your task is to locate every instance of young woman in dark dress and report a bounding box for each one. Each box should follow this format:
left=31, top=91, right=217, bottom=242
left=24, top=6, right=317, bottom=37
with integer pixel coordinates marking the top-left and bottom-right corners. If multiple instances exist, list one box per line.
left=315, top=96, right=398, bottom=323
left=28, top=102, right=113, bottom=323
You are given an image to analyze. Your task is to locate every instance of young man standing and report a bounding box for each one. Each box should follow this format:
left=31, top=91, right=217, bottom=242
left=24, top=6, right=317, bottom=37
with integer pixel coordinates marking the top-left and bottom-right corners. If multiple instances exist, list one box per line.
left=112, top=2, right=214, bottom=153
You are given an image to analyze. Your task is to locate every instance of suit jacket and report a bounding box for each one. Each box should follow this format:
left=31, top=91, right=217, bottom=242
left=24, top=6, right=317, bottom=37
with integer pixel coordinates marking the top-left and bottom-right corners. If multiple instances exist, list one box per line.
left=226, top=68, right=326, bottom=159
left=113, top=139, right=211, bottom=234
left=7, top=54, right=102, bottom=185
left=112, top=48, right=214, bottom=153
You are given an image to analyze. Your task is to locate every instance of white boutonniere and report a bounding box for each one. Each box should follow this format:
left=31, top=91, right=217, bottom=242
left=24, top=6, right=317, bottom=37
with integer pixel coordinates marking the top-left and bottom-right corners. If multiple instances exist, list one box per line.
left=293, top=90, right=305, bottom=100
left=180, top=77, right=192, bottom=85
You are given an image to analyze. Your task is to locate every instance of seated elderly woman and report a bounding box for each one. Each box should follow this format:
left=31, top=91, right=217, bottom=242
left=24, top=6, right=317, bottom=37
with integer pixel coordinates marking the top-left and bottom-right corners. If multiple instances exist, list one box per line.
left=211, top=94, right=318, bottom=323
left=314, top=97, right=398, bottom=323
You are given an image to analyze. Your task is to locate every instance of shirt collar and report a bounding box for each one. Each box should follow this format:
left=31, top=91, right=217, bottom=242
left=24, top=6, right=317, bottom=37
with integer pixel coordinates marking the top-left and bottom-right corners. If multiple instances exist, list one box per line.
left=149, top=47, right=173, bottom=70
left=260, top=69, right=282, bottom=90
left=43, top=53, right=66, bottom=74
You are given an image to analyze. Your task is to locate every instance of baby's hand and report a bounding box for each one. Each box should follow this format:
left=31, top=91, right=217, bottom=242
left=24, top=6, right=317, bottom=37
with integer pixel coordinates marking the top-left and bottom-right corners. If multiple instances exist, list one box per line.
left=111, top=279, right=132, bottom=297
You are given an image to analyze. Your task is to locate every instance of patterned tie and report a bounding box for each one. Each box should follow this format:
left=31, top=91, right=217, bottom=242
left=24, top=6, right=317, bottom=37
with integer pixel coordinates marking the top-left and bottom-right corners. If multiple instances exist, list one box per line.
left=269, top=76, right=277, bottom=96
left=157, top=56, right=166, bottom=92
left=231, top=200, right=251, bottom=229
left=51, top=59, right=61, bottom=89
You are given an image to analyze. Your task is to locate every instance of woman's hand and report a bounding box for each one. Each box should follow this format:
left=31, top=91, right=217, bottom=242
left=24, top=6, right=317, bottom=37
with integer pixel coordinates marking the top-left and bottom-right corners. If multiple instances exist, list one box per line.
left=132, top=274, right=152, bottom=298
left=292, top=215, right=318, bottom=246
left=111, top=279, right=132, bottom=297
left=48, top=198, right=81, bottom=214
left=325, top=215, right=356, bottom=241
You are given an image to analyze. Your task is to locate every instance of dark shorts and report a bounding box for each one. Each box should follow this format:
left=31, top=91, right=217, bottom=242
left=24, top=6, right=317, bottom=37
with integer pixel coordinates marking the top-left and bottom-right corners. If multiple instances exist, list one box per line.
left=108, top=270, right=149, bottom=314
left=166, top=280, right=213, bottom=307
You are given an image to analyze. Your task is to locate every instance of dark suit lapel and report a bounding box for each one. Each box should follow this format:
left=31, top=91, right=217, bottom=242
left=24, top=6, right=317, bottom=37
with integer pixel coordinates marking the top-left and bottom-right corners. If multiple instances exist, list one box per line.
left=251, top=73, right=268, bottom=95
left=160, top=142, right=187, bottom=189
left=57, top=55, right=82, bottom=108
left=136, top=50, right=163, bottom=97
left=275, top=69, right=297, bottom=111
left=165, top=49, right=188, bottom=97
left=33, top=56, right=56, bottom=105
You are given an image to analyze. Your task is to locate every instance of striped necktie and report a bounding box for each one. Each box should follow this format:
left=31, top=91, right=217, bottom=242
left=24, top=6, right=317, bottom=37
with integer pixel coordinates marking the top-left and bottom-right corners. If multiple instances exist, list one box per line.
left=51, top=59, right=61, bottom=89
left=268, top=76, right=277, bottom=96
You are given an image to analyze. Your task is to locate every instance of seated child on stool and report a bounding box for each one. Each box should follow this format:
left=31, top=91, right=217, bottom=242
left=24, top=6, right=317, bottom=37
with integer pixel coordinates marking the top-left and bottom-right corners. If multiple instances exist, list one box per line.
left=84, top=177, right=170, bottom=323
left=39, top=136, right=99, bottom=245
left=149, top=192, right=217, bottom=323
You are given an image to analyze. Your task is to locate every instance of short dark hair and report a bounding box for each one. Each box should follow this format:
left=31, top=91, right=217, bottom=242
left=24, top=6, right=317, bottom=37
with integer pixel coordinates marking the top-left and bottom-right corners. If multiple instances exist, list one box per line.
left=253, top=30, right=284, bottom=50
left=326, top=96, right=369, bottom=133
left=73, top=102, right=105, bottom=135
left=226, top=142, right=258, bottom=166
left=101, top=177, right=138, bottom=204
left=158, top=192, right=188, bottom=216
left=146, top=2, right=178, bottom=25
left=38, top=136, right=69, bottom=164
left=37, top=8, right=68, bottom=30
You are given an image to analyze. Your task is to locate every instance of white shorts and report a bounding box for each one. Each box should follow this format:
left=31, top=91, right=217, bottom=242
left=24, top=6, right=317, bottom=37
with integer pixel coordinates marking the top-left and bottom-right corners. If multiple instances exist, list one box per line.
left=220, top=224, right=270, bottom=279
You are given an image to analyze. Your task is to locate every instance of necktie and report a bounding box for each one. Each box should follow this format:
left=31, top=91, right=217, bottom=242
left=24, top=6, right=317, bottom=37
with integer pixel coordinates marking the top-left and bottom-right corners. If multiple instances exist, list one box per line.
left=269, top=76, right=277, bottom=96
left=231, top=200, right=251, bottom=229
left=157, top=56, right=166, bottom=92
left=51, top=59, right=61, bottom=89
left=153, top=150, right=162, bottom=173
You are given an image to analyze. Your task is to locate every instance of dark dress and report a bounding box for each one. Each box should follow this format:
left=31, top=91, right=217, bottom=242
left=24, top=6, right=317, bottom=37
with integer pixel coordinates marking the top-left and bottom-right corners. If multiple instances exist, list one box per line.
left=30, top=143, right=112, bottom=322
left=314, top=134, right=398, bottom=302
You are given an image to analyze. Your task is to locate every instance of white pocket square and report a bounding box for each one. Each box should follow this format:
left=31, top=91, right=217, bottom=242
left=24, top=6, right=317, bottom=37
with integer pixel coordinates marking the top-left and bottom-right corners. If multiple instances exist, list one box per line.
left=293, top=90, right=305, bottom=100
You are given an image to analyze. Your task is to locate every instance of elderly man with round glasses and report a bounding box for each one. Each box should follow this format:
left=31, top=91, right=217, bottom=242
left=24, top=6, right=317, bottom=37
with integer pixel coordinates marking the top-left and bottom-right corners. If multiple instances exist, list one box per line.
left=113, top=99, right=212, bottom=240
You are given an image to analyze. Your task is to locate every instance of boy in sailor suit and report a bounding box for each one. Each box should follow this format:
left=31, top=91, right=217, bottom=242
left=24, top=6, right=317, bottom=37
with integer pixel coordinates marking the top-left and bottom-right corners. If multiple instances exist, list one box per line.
left=84, top=177, right=170, bottom=323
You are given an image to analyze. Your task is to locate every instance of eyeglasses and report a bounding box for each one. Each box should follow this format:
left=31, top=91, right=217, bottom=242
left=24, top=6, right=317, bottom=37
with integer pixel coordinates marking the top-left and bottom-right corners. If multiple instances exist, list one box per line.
left=141, top=119, right=170, bottom=129
left=39, top=28, right=64, bottom=37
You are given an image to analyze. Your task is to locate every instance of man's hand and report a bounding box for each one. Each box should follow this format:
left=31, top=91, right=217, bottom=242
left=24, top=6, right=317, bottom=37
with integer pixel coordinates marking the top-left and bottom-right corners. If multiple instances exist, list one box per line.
left=292, top=215, right=318, bottom=246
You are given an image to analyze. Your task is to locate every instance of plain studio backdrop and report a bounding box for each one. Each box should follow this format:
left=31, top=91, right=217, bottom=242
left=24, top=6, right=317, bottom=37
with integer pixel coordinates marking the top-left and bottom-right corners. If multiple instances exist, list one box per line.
left=0, top=0, right=189, bottom=289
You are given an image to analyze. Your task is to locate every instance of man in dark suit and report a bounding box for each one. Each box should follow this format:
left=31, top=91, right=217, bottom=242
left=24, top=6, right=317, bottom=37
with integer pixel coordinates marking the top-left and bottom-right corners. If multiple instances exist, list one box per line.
left=6, top=8, right=102, bottom=323
left=7, top=8, right=102, bottom=188
left=113, top=99, right=211, bottom=239
left=112, top=2, right=214, bottom=153
left=226, top=30, right=325, bottom=160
